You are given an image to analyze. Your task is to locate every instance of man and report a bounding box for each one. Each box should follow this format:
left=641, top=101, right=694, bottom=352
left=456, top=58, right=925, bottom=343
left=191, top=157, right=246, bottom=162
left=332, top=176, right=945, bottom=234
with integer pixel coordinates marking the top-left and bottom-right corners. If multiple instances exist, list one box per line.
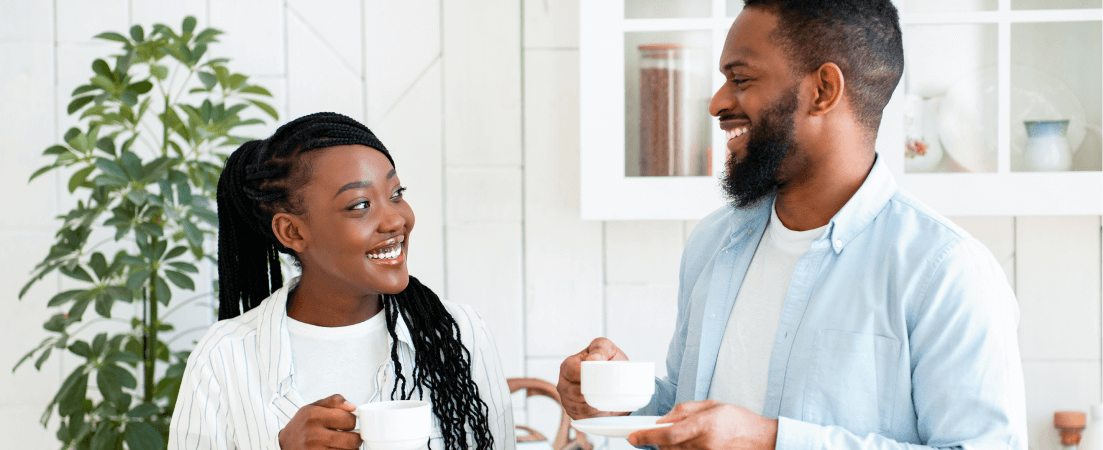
left=558, top=1, right=1028, bottom=450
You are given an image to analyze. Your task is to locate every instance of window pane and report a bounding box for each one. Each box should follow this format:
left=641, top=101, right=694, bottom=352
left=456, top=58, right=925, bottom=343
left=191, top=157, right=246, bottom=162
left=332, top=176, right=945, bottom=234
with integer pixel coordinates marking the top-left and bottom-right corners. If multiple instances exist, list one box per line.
left=625, top=31, right=713, bottom=177
left=1011, top=21, right=1102, bottom=172
left=902, top=24, right=998, bottom=173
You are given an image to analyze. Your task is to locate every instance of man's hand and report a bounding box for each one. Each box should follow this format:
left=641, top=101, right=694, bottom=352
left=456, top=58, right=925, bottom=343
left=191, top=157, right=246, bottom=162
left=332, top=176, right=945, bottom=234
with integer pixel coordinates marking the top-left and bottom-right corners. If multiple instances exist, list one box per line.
left=628, top=400, right=778, bottom=450
left=557, top=338, right=632, bottom=419
left=278, top=394, right=362, bottom=450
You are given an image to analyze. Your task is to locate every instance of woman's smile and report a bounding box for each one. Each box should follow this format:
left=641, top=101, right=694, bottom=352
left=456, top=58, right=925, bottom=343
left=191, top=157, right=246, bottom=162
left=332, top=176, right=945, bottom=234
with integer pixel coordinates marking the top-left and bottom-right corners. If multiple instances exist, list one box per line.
left=367, top=235, right=406, bottom=265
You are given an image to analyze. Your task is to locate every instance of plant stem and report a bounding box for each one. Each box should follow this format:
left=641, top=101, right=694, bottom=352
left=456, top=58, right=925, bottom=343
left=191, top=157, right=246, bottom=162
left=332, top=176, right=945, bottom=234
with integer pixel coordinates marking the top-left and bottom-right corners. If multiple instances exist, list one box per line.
left=144, top=239, right=160, bottom=403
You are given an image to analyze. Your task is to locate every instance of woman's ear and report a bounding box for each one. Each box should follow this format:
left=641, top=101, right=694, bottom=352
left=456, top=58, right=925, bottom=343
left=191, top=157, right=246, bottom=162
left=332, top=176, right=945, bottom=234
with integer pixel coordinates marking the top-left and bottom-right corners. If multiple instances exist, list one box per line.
left=272, top=212, right=308, bottom=253
left=809, top=62, right=845, bottom=117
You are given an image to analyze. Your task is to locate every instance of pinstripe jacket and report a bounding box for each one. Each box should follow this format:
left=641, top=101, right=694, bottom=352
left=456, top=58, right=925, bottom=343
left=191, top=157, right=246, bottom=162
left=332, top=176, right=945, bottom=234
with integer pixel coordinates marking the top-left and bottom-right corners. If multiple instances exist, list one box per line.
left=167, top=280, right=516, bottom=450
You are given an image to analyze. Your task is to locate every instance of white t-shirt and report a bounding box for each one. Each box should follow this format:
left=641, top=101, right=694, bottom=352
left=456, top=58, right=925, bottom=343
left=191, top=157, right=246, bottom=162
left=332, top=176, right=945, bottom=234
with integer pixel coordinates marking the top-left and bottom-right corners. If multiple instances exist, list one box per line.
left=286, top=310, right=390, bottom=406
left=707, top=202, right=826, bottom=412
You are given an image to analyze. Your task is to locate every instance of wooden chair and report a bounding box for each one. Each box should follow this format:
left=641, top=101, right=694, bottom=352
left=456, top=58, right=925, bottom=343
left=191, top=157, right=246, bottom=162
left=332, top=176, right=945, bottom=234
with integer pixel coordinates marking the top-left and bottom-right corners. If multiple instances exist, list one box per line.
left=508, top=378, right=593, bottom=450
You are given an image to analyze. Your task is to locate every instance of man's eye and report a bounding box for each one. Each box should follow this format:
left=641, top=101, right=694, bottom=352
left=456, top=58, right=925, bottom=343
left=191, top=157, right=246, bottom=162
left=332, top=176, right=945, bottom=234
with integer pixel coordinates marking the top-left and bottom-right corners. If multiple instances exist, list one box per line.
left=732, top=78, right=749, bottom=86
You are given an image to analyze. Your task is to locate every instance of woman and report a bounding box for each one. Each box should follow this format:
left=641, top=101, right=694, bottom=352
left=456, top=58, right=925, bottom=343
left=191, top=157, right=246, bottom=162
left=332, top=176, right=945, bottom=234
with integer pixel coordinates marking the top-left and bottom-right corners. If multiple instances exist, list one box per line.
left=168, top=112, right=514, bottom=450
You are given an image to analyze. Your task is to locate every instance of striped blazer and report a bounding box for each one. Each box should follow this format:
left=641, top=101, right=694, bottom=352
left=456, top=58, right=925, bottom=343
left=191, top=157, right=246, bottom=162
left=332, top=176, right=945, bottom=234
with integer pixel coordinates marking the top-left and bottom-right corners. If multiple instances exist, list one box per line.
left=167, top=280, right=515, bottom=450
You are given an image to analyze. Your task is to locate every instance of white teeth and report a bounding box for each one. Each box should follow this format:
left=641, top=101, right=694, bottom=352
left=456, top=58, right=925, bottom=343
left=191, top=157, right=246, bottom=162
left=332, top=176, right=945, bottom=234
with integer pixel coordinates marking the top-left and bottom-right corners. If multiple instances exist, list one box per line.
left=368, top=245, right=402, bottom=260
left=725, top=126, right=750, bottom=140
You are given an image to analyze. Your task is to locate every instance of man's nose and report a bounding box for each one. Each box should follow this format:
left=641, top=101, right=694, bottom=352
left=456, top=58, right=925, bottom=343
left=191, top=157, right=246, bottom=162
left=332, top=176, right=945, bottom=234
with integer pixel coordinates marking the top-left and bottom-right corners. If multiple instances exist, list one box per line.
left=709, top=83, right=734, bottom=117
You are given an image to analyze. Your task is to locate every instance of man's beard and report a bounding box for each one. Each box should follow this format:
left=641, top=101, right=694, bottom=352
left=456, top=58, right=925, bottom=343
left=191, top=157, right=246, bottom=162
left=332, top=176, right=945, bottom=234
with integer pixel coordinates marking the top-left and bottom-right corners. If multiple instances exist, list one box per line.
left=721, top=88, right=800, bottom=209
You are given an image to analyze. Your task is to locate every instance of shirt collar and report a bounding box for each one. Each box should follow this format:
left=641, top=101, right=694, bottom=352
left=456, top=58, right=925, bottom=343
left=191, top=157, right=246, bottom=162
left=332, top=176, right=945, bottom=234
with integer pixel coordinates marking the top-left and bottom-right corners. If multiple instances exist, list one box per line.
left=725, top=154, right=896, bottom=254
left=824, top=154, right=896, bottom=254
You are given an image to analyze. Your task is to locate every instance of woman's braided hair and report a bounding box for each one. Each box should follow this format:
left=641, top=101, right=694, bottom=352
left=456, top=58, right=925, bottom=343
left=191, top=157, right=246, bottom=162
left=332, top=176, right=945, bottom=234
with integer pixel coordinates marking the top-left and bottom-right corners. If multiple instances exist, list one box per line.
left=216, top=112, right=494, bottom=450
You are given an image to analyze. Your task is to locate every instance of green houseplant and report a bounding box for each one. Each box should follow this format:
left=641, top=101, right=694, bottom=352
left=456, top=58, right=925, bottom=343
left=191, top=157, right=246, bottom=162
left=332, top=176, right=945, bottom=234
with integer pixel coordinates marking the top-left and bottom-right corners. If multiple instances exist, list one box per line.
left=13, top=16, right=277, bottom=450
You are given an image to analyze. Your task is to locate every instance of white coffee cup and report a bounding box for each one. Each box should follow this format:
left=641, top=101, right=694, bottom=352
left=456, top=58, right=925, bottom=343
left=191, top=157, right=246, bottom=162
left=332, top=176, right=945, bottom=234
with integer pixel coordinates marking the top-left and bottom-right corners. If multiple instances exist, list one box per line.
left=354, top=400, right=432, bottom=450
left=581, top=361, right=655, bottom=412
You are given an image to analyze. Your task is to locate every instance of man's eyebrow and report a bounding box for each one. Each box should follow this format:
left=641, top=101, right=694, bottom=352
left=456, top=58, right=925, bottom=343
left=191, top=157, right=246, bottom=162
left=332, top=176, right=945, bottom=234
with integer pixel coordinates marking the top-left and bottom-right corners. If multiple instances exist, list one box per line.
left=722, top=59, right=753, bottom=73
left=332, top=169, right=396, bottom=198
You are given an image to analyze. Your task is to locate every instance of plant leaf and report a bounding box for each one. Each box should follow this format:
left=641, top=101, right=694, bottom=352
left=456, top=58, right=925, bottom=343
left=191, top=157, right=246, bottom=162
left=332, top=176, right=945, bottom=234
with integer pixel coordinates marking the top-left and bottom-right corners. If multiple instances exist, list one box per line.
left=126, top=269, right=152, bottom=291
left=124, top=420, right=165, bottom=450
left=13, top=337, right=53, bottom=372
left=47, top=289, right=87, bottom=307
left=95, top=32, right=130, bottom=44
left=33, top=345, right=53, bottom=371
left=59, top=264, right=94, bottom=283
left=165, top=246, right=188, bottom=260
left=247, top=99, right=279, bottom=120
left=167, top=261, right=199, bottom=273
left=91, top=59, right=112, bottom=78
left=240, top=85, right=272, bottom=96
left=67, top=96, right=94, bottom=115
left=129, top=24, right=144, bottom=42
left=54, top=367, right=88, bottom=417
left=197, top=71, right=217, bottom=90
left=153, top=275, right=173, bottom=305
left=91, top=333, right=108, bottom=356
left=94, top=291, right=115, bottom=318
left=69, top=340, right=93, bottom=358
left=95, top=158, right=129, bottom=181
left=130, top=80, right=153, bottom=94
left=67, top=166, right=95, bottom=193
left=150, top=64, right=169, bottom=80
left=90, top=422, right=119, bottom=450
left=126, top=403, right=160, bottom=419
left=164, top=270, right=195, bottom=290
left=182, top=220, right=202, bottom=247
left=183, top=16, right=197, bottom=34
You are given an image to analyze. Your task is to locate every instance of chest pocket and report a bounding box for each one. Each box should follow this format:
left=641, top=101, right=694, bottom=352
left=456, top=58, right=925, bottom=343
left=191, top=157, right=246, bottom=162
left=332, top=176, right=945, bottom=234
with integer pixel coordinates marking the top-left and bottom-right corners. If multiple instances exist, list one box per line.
left=803, top=330, right=900, bottom=436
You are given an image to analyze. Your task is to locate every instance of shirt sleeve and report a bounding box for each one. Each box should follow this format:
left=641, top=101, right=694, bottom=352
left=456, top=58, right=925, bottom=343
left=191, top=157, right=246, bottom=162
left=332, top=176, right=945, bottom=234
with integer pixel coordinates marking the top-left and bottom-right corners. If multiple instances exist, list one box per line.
left=777, top=238, right=1028, bottom=450
left=168, top=349, right=237, bottom=450
left=462, top=305, right=517, bottom=450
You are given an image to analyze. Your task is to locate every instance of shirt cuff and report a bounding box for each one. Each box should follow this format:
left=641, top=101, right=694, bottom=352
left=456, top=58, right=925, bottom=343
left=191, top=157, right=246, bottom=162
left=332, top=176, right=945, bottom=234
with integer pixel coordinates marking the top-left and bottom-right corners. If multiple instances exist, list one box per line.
left=776, top=416, right=823, bottom=450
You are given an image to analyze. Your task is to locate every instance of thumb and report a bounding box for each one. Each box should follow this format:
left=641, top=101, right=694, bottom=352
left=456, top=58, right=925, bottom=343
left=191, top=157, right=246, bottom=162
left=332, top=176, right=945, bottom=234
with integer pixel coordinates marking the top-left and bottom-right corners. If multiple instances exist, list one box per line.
left=314, top=394, right=358, bottom=412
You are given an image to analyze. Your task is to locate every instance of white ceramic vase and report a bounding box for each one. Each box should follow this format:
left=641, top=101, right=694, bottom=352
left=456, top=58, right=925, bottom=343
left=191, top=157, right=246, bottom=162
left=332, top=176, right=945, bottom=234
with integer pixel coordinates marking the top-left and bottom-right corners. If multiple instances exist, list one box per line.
left=1022, top=120, right=1073, bottom=172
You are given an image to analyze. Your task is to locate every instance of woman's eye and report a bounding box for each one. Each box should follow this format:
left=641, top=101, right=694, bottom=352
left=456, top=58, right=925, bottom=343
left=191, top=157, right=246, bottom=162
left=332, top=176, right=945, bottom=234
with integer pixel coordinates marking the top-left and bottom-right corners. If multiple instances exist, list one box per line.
left=350, top=200, right=370, bottom=211
left=391, top=187, right=407, bottom=200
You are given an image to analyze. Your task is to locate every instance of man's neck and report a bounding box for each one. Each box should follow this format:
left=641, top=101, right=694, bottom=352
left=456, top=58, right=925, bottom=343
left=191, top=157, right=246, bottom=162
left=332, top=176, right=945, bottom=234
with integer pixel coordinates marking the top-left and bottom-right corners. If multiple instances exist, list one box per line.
left=773, top=149, right=876, bottom=232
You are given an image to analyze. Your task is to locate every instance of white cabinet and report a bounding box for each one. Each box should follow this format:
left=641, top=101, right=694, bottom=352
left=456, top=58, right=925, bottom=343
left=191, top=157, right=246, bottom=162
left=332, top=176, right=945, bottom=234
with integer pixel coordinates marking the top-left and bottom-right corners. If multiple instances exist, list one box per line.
left=580, top=0, right=1102, bottom=220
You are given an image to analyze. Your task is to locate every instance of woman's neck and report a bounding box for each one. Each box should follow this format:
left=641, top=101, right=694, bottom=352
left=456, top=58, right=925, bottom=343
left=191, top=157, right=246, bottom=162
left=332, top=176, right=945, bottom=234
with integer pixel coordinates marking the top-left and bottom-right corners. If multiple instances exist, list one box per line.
left=285, top=271, right=383, bottom=327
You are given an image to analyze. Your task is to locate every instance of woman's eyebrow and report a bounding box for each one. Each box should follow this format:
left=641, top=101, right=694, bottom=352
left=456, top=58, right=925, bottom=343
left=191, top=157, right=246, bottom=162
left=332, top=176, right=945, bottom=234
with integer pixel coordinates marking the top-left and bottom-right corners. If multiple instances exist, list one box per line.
left=332, top=169, right=397, bottom=198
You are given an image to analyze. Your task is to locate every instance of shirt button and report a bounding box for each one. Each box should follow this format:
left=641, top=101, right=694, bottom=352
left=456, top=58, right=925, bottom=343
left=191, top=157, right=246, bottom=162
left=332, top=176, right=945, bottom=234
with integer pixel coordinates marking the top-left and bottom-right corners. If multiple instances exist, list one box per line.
left=833, top=239, right=842, bottom=250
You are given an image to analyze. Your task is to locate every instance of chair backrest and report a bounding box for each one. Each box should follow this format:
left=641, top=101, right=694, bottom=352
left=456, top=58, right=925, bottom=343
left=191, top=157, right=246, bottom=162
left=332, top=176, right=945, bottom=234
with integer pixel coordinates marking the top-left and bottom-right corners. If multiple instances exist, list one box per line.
left=507, top=378, right=593, bottom=450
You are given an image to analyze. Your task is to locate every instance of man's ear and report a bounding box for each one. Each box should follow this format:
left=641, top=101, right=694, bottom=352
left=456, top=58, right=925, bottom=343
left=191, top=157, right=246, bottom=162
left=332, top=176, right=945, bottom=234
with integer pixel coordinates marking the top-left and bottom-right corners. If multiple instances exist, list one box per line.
left=271, top=212, right=308, bottom=253
left=809, top=62, right=845, bottom=117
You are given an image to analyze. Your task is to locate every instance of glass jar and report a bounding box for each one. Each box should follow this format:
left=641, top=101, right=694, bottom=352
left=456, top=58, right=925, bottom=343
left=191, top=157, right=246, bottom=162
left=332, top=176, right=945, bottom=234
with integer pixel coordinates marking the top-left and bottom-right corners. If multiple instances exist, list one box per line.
left=637, top=44, right=710, bottom=177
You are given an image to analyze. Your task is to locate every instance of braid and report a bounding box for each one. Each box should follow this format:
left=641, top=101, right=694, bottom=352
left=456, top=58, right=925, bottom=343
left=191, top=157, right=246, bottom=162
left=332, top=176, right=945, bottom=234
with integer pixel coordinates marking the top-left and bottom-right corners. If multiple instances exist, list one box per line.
left=216, top=112, right=494, bottom=450
left=384, top=277, right=494, bottom=450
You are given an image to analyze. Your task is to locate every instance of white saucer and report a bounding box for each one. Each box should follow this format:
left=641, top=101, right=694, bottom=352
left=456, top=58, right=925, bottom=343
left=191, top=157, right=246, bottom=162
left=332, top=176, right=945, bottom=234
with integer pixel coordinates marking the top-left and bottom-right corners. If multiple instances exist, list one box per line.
left=571, top=416, right=672, bottom=438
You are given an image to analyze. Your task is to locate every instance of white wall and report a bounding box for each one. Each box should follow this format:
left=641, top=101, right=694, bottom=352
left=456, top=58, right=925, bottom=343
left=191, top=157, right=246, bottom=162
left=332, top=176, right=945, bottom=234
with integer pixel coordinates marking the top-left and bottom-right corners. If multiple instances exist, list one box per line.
left=1, top=1, right=1100, bottom=450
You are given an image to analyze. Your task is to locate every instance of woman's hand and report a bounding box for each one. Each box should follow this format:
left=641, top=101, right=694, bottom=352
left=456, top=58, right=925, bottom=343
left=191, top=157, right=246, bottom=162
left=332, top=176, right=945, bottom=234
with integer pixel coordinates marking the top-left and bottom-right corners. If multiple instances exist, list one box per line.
left=278, top=394, right=363, bottom=450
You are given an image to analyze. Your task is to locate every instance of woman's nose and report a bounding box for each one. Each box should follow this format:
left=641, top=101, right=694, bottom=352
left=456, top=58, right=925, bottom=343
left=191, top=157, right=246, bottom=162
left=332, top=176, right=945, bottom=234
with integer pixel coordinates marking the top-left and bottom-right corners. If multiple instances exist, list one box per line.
left=377, top=202, right=405, bottom=233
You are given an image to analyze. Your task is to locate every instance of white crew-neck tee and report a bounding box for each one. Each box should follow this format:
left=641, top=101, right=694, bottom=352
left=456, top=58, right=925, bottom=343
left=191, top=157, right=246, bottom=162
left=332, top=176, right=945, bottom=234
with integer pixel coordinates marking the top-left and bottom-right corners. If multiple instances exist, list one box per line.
left=707, top=202, right=827, bottom=412
left=286, top=310, right=390, bottom=406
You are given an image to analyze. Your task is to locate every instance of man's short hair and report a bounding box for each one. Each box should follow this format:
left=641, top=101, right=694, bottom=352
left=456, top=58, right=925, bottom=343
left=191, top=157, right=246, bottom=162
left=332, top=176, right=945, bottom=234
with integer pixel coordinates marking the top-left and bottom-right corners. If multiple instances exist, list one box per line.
left=744, top=0, right=904, bottom=133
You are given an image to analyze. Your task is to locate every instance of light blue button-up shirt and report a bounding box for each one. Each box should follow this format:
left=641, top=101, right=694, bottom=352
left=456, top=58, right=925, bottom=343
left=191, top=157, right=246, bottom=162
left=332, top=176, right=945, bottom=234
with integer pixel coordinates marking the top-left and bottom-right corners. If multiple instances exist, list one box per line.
left=636, top=157, right=1027, bottom=450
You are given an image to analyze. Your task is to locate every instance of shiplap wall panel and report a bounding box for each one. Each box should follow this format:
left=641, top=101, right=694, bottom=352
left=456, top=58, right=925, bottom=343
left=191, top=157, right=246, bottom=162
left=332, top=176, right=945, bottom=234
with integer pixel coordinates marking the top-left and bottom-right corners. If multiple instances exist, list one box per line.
left=1017, top=216, right=1102, bottom=361
left=522, top=49, right=605, bottom=357
left=209, top=0, right=286, bottom=77
left=363, top=0, right=441, bottom=124
left=286, top=10, right=365, bottom=122
left=442, top=0, right=522, bottom=167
